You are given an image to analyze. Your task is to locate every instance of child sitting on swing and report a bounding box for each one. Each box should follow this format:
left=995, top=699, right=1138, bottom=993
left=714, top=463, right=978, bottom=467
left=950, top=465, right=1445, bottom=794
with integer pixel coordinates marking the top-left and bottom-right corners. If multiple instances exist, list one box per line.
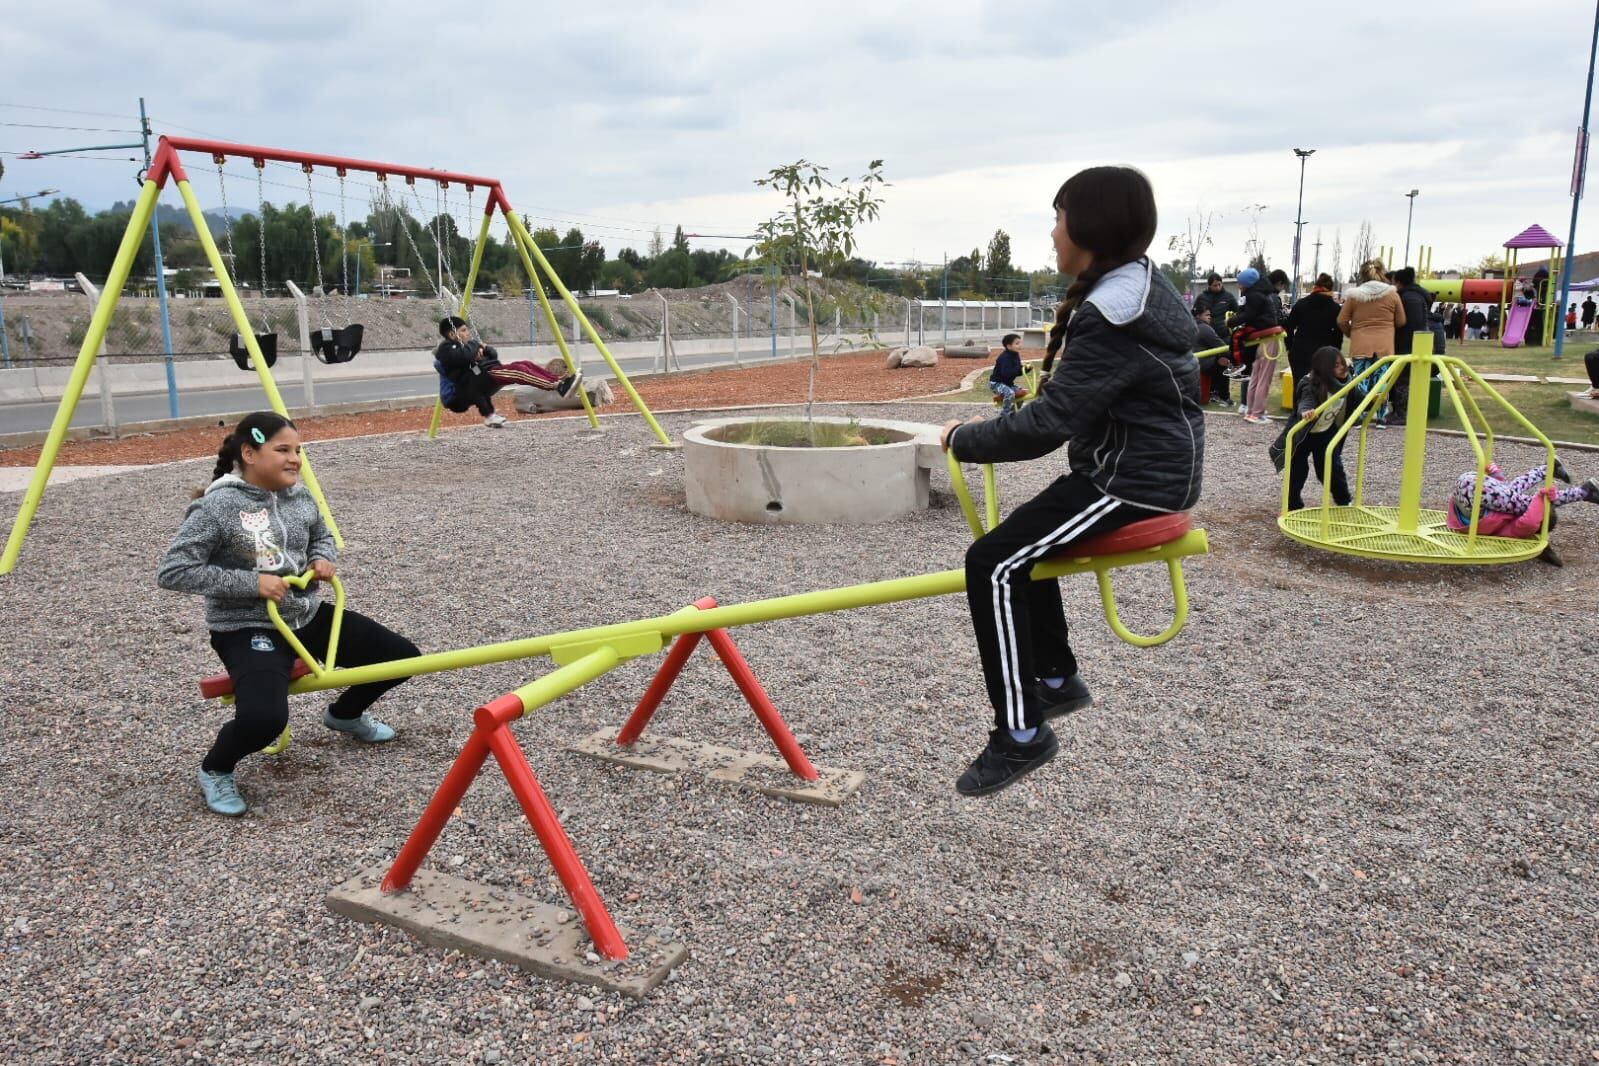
left=434, top=316, right=581, bottom=427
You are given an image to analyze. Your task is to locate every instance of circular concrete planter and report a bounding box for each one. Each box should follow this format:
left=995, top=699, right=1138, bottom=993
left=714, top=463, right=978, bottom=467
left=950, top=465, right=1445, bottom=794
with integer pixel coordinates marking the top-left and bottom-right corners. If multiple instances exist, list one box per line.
left=683, top=416, right=944, bottom=524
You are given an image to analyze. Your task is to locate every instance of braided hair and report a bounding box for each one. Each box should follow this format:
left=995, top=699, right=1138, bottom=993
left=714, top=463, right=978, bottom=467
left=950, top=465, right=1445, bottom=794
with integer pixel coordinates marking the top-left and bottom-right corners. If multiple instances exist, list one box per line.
left=194, top=411, right=296, bottom=497
left=1042, top=166, right=1158, bottom=370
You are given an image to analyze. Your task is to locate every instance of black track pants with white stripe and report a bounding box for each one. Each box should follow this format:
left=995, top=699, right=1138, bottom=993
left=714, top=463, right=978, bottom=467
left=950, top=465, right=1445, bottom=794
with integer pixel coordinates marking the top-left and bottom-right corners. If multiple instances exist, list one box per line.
left=964, top=472, right=1154, bottom=732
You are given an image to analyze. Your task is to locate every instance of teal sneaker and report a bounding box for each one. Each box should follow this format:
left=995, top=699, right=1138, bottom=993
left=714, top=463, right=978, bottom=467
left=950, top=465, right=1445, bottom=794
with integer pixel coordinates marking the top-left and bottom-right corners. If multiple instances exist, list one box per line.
left=323, top=709, right=396, bottom=743
left=197, top=767, right=247, bottom=817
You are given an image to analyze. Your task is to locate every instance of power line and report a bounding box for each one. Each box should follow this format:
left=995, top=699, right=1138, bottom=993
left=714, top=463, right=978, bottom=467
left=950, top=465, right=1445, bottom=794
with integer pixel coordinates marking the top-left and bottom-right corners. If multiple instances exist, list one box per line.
left=0, top=121, right=140, bottom=133
left=0, top=102, right=134, bottom=120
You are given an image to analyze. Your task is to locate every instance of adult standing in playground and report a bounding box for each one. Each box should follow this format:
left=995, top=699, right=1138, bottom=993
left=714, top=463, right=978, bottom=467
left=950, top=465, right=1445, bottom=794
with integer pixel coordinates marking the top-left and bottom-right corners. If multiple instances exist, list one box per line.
left=1285, top=272, right=1342, bottom=389
left=1391, top=267, right=1433, bottom=425
left=941, top=165, right=1204, bottom=797
left=1337, top=259, right=1405, bottom=424
left=1582, top=295, right=1596, bottom=330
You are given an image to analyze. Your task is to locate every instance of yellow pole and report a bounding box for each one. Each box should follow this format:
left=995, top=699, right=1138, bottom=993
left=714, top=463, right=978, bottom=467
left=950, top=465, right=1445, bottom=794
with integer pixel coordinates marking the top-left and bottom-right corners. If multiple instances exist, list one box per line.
left=504, top=210, right=673, bottom=446
left=1, top=179, right=162, bottom=575
left=456, top=210, right=494, bottom=319
left=1394, top=335, right=1436, bottom=532
left=505, top=219, right=599, bottom=428
left=173, top=178, right=344, bottom=547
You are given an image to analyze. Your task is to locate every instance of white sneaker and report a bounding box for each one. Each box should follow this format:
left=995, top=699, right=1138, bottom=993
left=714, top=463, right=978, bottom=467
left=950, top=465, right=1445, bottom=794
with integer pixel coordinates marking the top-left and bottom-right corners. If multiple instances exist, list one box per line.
left=484, top=413, right=507, bottom=428
left=1236, top=404, right=1247, bottom=415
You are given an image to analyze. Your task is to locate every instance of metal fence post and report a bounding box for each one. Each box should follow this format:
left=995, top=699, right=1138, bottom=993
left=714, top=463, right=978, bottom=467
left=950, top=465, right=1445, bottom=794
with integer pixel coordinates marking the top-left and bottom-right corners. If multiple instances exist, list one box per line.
left=73, top=273, right=118, bottom=437
left=286, top=280, right=317, bottom=415
left=726, top=292, right=741, bottom=367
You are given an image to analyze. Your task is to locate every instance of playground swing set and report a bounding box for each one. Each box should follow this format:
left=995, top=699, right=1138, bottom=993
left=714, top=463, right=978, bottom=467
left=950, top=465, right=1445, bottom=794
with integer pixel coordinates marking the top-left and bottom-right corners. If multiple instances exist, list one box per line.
left=0, top=135, right=679, bottom=577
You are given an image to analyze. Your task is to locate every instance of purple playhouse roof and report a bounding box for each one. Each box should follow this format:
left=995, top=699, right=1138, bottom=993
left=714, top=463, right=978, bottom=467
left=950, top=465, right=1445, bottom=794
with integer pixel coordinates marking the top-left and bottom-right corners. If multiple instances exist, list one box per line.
left=1503, top=224, right=1563, bottom=249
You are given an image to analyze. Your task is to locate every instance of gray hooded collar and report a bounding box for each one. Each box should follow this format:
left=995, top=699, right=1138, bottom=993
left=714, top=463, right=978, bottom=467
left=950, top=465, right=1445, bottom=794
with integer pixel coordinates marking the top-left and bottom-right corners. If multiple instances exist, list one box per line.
left=1084, top=258, right=1154, bottom=326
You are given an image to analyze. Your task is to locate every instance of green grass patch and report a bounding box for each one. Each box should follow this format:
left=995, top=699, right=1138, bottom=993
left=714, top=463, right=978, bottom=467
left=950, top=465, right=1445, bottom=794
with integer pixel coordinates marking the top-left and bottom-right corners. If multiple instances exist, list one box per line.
left=709, top=419, right=908, bottom=448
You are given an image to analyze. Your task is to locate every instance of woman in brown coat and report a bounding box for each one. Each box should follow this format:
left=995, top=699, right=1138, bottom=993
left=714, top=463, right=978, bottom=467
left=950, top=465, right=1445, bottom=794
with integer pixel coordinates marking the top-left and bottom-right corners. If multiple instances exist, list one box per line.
left=1337, top=258, right=1406, bottom=424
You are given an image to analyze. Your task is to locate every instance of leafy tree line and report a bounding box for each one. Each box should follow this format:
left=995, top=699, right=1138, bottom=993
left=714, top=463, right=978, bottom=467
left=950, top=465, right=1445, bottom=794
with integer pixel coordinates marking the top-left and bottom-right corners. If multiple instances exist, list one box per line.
left=2, top=198, right=1062, bottom=305
left=0, top=198, right=747, bottom=297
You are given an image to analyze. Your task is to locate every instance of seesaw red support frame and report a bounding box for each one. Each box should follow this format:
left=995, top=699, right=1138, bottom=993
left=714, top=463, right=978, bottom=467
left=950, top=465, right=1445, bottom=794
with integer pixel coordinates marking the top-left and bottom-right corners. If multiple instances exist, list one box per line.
left=379, top=597, right=819, bottom=961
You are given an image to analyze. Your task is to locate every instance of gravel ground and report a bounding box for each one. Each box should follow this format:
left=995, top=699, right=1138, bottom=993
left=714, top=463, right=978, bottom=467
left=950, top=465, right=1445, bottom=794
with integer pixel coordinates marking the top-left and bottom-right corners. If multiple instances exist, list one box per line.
left=1, top=405, right=1595, bottom=1064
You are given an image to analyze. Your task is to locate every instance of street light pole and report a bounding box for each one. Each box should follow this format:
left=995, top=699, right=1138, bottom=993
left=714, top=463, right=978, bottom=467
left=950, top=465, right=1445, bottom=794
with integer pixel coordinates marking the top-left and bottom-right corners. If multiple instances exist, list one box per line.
left=1403, top=189, right=1420, bottom=266
left=1291, top=148, right=1315, bottom=302
left=139, top=97, right=180, bottom=418
left=1555, top=0, right=1599, bottom=360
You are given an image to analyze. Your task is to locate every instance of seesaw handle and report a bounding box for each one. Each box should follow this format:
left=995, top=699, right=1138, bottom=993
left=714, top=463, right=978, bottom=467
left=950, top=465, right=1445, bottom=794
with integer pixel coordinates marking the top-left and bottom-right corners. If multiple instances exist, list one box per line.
left=264, top=571, right=346, bottom=677
left=1094, top=558, right=1190, bottom=648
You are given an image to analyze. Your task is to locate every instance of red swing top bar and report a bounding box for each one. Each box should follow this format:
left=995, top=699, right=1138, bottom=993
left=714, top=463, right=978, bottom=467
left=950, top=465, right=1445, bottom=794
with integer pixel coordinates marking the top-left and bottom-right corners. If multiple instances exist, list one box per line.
left=146, top=136, right=509, bottom=215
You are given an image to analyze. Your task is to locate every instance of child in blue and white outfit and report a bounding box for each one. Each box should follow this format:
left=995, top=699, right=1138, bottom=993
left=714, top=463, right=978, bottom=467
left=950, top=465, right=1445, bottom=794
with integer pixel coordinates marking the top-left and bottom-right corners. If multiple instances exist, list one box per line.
left=990, top=333, right=1024, bottom=413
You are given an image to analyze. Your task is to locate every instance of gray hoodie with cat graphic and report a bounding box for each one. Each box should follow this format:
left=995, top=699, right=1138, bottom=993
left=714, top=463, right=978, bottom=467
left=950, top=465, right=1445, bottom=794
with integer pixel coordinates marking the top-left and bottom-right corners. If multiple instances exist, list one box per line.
left=156, top=474, right=337, bottom=632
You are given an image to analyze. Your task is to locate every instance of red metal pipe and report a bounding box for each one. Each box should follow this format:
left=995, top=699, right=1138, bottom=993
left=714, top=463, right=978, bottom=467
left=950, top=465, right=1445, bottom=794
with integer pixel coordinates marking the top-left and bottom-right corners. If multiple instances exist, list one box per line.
left=483, top=724, right=629, bottom=960
left=382, top=726, right=493, bottom=892
left=476, top=691, right=527, bottom=731
left=706, top=628, right=819, bottom=781
left=155, top=136, right=504, bottom=192
left=616, top=596, right=718, bottom=745
left=617, top=632, right=702, bottom=744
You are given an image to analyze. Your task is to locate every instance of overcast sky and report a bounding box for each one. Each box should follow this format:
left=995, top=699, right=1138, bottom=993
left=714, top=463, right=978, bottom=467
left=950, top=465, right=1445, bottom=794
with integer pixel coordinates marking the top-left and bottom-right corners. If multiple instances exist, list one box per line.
left=4, top=0, right=1596, bottom=279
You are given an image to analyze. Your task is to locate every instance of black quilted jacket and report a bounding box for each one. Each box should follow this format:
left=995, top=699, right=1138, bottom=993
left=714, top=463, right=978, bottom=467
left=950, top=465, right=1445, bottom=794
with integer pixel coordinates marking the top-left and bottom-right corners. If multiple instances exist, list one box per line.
left=950, top=258, right=1205, bottom=514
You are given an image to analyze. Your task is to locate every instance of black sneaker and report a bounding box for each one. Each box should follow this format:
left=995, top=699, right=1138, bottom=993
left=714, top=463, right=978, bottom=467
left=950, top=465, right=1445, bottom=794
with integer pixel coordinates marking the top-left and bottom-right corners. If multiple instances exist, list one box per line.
left=1552, top=456, right=1572, bottom=484
left=1538, top=542, right=1564, bottom=567
left=556, top=371, right=582, bottom=397
left=1035, top=675, right=1093, bottom=720
left=955, top=724, right=1059, bottom=797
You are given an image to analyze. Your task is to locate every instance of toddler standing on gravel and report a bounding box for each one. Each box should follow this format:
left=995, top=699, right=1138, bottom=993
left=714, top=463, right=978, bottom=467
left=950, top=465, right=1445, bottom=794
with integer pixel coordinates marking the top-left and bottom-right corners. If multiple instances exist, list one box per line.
left=157, top=412, right=420, bottom=817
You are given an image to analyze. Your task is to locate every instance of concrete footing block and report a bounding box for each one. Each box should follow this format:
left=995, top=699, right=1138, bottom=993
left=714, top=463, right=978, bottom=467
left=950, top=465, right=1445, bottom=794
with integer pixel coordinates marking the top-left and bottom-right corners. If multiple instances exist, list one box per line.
left=570, top=727, right=865, bottom=806
left=326, top=865, right=687, bottom=998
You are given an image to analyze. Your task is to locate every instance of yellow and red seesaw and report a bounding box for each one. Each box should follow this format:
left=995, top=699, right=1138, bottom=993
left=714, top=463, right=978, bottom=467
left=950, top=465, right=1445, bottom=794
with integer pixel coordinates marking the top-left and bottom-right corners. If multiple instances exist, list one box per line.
left=195, top=453, right=1208, bottom=964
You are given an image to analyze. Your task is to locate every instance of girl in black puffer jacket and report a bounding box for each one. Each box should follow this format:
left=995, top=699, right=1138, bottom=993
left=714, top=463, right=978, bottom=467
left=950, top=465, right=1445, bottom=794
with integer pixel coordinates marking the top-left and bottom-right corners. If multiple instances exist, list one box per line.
left=940, top=166, right=1205, bottom=797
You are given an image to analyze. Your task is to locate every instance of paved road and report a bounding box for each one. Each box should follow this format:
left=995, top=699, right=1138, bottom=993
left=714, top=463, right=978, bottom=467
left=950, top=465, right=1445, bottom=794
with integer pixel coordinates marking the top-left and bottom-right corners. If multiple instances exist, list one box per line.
left=0, top=348, right=787, bottom=435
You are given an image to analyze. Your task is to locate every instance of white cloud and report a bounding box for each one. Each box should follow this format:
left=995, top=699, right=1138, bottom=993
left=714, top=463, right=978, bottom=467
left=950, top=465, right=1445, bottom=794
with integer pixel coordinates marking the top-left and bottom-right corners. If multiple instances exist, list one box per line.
left=4, top=0, right=1595, bottom=279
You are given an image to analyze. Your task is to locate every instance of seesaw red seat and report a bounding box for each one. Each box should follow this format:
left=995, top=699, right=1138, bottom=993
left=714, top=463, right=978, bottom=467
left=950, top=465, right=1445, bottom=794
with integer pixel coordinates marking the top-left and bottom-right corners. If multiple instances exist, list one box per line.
left=198, top=658, right=314, bottom=699
left=1052, top=512, right=1191, bottom=559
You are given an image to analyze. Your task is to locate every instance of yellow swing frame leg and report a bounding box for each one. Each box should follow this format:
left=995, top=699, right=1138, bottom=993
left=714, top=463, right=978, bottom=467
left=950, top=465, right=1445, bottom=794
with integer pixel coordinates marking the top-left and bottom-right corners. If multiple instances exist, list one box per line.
left=510, top=221, right=599, bottom=428
left=1, top=181, right=163, bottom=574
left=504, top=211, right=675, bottom=447
left=173, top=178, right=344, bottom=547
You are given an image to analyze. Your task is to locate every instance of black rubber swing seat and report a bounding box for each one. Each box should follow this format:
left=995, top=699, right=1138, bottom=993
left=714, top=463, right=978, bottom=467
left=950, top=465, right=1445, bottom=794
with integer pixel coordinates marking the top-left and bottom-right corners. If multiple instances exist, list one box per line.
left=311, top=324, right=364, bottom=364
left=230, top=332, right=278, bottom=370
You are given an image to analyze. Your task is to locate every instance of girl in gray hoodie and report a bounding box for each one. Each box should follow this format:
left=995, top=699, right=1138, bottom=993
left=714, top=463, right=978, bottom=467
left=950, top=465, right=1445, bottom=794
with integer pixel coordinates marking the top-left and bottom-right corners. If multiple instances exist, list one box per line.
left=158, top=412, right=419, bottom=816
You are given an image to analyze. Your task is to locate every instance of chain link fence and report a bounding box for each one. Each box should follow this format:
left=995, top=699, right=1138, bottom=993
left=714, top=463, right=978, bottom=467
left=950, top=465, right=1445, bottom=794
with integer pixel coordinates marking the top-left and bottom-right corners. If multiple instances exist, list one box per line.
left=0, top=283, right=1041, bottom=369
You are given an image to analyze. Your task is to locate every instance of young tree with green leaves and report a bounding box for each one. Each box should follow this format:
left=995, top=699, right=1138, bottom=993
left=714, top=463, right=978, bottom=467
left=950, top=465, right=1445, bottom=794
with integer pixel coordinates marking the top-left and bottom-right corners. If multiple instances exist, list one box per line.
left=750, top=158, right=888, bottom=426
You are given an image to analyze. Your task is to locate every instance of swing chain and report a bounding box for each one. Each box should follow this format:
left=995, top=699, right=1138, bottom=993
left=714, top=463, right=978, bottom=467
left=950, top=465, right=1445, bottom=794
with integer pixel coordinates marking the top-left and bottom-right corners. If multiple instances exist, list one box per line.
left=303, top=165, right=333, bottom=327
left=255, top=161, right=269, bottom=304
left=384, top=178, right=443, bottom=306
left=338, top=170, right=352, bottom=318
left=215, top=159, right=238, bottom=287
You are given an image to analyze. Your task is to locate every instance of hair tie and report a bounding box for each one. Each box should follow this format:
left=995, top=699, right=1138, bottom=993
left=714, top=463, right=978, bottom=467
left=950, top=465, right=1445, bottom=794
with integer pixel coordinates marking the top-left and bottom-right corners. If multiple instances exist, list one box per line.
left=249, top=427, right=266, bottom=445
